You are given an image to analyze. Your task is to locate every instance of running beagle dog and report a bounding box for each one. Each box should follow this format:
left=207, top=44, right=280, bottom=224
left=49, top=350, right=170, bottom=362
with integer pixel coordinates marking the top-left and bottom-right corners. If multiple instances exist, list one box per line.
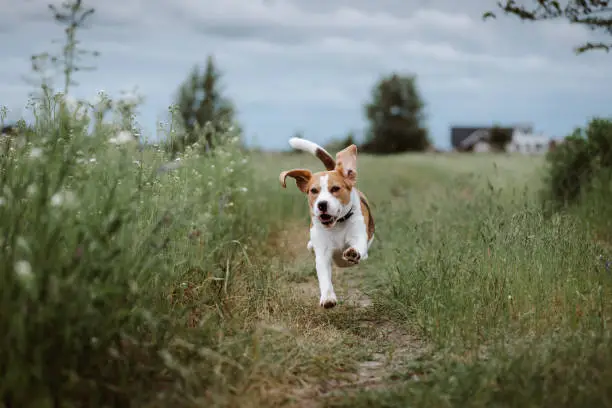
left=280, top=137, right=375, bottom=308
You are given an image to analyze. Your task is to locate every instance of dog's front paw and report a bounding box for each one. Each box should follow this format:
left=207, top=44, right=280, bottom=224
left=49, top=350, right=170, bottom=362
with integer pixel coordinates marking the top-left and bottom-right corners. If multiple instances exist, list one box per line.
left=319, top=293, right=337, bottom=309
left=342, top=247, right=361, bottom=265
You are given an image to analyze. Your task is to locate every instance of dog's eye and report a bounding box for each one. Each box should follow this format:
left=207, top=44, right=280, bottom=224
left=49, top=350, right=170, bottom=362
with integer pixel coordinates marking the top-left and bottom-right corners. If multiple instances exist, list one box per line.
left=330, top=186, right=340, bottom=193
left=310, top=188, right=319, bottom=194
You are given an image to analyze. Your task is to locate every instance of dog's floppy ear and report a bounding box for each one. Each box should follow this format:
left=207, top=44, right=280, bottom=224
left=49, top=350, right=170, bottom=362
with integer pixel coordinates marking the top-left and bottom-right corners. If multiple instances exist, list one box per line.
left=335, top=144, right=357, bottom=186
left=279, top=169, right=313, bottom=193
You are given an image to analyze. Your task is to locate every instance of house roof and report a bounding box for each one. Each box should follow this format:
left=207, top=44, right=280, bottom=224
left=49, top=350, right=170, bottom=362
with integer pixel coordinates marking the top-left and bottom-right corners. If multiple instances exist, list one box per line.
left=450, top=124, right=534, bottom=149
left=451, top=127, right=482, bottom=148
left=451, top=126, right=513, bottom=149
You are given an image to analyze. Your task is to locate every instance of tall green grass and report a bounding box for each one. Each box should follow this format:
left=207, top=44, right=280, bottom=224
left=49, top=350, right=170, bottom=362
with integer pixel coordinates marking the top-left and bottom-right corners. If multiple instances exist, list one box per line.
left=321, top=153, right=612, bottom=407
left=0, top=94, right=300, bottom=406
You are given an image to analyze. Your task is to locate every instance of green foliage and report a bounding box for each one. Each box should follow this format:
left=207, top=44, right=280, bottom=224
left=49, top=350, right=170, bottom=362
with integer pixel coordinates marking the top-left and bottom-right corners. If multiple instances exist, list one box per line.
left=169, top=55, right=240, bottom=156
left=328, top=332, right=612, bottom=408
left=0, top=91, right=287, bottom=406
left=483, top=0, right=612, bottom=54
left=321, top=154, right=612, bottom=407
left=541, top=118, right=612, bottom=210
left=489, top=125, right=513, bottom=151
left=0, top=101, right=170, bottom=405
left=0, top=1, right=289, bottom=405
left=363, top=73, right=430, bottom=153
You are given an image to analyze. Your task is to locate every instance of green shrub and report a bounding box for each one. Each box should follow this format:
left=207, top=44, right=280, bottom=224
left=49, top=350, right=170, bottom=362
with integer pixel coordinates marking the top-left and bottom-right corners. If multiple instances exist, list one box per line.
left=542, top=118, right=612, bottom=211
left=0, top=104, right=170, bottom=405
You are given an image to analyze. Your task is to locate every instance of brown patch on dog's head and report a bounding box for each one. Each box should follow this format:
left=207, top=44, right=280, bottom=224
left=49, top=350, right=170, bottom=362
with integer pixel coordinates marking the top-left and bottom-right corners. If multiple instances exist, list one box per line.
left=335, top=144, right=358, bottom=187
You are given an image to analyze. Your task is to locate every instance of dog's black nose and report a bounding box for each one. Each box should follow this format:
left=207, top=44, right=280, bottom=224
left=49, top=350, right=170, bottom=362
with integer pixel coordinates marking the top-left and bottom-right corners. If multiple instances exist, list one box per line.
left=317, top=201, right=328, bottom=212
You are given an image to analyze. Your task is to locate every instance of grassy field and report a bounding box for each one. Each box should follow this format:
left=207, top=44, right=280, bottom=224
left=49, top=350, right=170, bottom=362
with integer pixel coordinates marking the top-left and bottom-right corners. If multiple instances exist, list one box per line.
left=2, top=107, right=612, bottom=407
left=260, top=151, right=612, bottom=407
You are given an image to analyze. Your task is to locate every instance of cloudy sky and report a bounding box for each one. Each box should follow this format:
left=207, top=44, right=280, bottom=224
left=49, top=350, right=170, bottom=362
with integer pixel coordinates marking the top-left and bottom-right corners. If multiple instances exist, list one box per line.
left=1, top=0, right=612, bottom=150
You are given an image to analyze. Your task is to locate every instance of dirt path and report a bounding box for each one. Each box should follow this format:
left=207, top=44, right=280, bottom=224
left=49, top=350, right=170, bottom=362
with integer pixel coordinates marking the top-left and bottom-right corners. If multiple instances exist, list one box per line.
left=271, top=224, right=429, bottom=407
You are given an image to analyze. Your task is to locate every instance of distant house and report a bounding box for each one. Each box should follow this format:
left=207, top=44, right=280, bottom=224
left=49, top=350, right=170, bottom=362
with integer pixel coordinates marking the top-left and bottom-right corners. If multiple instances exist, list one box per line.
left=450, top=124, right=550, bottom=154
left=451, top=125, right=525, bottom=152
left=505, top=129, right=550, bottom=154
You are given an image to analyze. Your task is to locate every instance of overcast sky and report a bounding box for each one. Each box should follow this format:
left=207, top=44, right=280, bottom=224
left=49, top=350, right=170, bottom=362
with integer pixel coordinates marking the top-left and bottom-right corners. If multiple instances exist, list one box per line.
left=1, top=0, right=611, bottom=149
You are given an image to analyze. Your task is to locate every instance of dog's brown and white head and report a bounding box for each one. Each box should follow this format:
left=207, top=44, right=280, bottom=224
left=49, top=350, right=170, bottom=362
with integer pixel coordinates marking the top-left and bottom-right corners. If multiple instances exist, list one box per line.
left=280, top=144, right=358, bottom=228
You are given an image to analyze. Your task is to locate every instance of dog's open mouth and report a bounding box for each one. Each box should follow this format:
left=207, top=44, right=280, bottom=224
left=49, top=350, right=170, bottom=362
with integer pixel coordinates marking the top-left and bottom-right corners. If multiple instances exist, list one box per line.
left=319, top=214, right=336, bottom=226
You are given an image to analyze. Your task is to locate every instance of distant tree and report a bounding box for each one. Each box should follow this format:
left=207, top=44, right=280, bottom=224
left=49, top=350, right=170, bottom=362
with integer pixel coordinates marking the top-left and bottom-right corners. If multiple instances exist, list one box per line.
left=363, top=73, right=429, bottom=154
left=489, top=125, right=513, bottom=151
left=342, top=131, right=356, bottom=147
left=171, top=55, right=238, bottom=154
left=483, top=0, right=612, bottom=54
left=324, top=131, right=357, bottom=154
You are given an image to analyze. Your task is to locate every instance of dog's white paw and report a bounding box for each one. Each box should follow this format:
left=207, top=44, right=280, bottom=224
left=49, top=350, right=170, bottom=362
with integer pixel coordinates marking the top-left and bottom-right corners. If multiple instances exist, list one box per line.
left=307, top=240, right=314, bottom=252
left=342, top=247, right=361, bottom=265
left=319, top=292, right=337, bottom=309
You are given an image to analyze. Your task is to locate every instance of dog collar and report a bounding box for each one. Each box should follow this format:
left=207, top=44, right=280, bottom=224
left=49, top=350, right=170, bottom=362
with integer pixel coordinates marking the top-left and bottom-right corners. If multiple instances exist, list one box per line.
left=337, top=208, right=354, bottom=223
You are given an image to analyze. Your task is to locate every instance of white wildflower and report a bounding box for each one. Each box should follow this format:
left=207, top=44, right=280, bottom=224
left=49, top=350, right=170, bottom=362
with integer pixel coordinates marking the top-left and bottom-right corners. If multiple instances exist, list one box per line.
left=29, top=147, right=43, bottom=159
left=14, top=260, right=33, bottom=280
left=50, top=190, right=77, bottom=208
left=26, top=184, right=38, bottom=196
left=89, top=157, right=97, bottom=163
left=62, top=94, right=79, bottom=112
left=16, top=236, right=30, bottom=253
left=91, top=90, right=107, bottom=106
left=239, top=187, right=248, bottom=193
left=109, top=130, right=135, bottom=145
left=129, top=281, right=139, bottom=294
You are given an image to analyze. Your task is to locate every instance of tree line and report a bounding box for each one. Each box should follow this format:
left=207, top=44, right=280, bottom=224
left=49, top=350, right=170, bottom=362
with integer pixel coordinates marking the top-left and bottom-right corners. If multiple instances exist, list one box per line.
left=173, top=56, right=431, bottom=155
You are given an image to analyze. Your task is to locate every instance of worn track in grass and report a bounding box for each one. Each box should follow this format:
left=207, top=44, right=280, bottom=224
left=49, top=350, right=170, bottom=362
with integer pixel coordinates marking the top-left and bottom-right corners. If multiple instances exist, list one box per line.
left=269, top=224, right=429, bottom=407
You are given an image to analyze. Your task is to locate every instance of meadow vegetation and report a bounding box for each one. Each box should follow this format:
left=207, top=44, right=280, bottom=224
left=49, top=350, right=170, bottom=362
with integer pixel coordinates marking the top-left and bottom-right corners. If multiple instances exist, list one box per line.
left=2, top=1, right=612, bottom=407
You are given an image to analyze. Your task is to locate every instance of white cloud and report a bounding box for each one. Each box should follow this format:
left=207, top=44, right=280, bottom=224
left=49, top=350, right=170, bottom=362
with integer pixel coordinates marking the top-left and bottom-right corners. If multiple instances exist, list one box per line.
left=173, top=0, right=474, bottom=32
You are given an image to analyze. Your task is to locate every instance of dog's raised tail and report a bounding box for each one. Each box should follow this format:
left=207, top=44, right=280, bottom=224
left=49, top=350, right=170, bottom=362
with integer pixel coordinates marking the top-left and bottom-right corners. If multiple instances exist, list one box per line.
left=288, top=137, right=336, bottom=171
